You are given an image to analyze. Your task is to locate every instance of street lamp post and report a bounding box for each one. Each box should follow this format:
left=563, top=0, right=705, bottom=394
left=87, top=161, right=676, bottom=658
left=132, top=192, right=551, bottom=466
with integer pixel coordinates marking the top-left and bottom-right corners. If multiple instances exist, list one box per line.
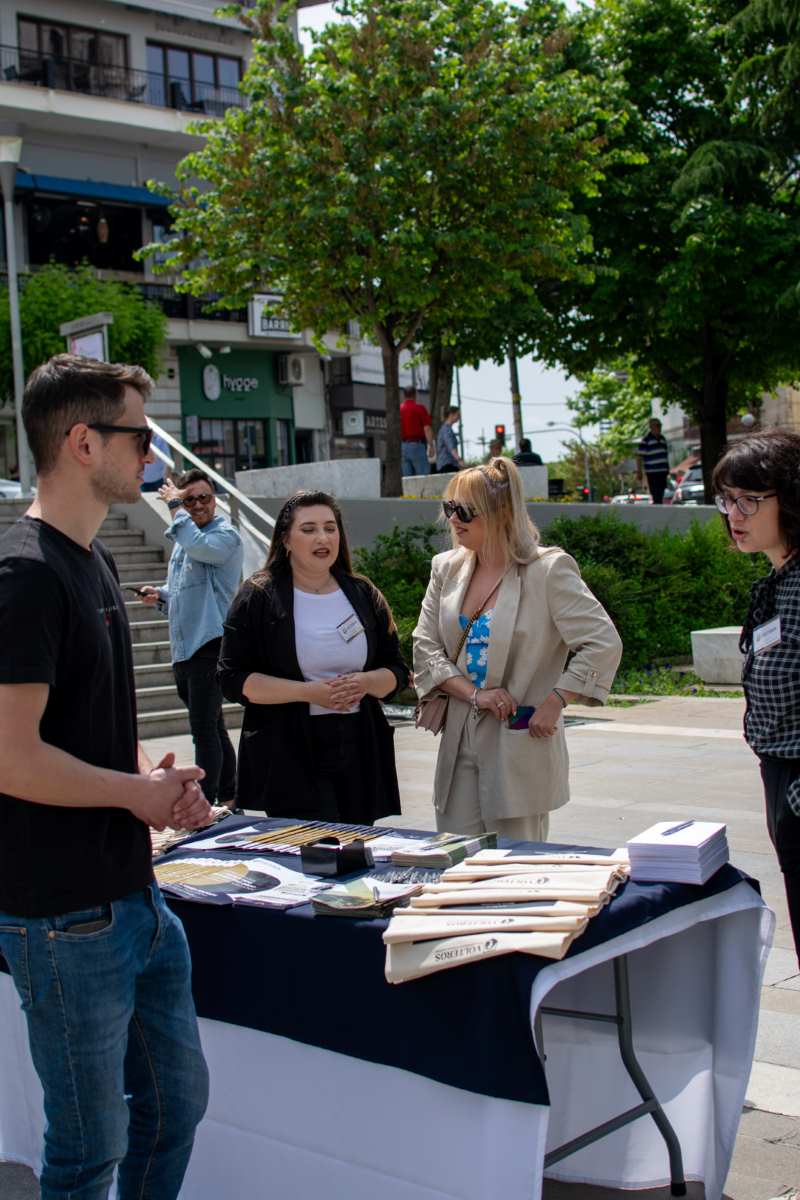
left=0, top=136, right=32, bottom=494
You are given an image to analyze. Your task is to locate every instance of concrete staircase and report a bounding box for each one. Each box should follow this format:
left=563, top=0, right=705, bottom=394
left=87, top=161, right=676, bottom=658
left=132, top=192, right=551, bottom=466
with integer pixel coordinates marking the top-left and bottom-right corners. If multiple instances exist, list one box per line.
left=0, top=500, right=243, bottom=741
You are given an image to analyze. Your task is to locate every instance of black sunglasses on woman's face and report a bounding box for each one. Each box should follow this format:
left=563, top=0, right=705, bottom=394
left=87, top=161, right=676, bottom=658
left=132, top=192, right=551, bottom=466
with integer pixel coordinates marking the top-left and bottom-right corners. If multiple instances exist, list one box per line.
left=442, top=499, right=477, bottom=523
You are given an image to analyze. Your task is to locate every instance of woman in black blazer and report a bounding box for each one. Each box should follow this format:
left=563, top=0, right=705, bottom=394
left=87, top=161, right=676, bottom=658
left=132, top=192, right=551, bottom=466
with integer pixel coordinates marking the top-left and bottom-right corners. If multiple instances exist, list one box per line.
left=218, top=490, right=407, bottom=823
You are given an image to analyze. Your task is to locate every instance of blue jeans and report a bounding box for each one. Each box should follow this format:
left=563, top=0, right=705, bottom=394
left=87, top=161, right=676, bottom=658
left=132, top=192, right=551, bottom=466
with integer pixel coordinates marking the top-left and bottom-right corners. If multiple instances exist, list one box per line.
left=401, top=441, right=430, bottom=477
left=0, top=886, right=208, bottom=1200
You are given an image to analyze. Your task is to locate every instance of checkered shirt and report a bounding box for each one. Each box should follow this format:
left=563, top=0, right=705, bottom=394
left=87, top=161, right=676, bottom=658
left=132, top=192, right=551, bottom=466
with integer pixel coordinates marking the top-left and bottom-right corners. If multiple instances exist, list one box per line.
left=742, top=556, right=800, bottom=812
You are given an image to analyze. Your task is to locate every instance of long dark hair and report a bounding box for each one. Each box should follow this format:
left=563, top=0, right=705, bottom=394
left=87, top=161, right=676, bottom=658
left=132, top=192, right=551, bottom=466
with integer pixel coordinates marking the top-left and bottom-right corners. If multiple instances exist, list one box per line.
left=712, top=429, right=800, bottom=554
left=258, top=490, right=354, bottom=578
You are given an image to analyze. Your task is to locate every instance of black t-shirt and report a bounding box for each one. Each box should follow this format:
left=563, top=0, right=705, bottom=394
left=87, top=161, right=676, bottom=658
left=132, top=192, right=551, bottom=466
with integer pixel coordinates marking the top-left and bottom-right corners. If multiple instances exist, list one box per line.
left=0, top=517, right=153, bottom=917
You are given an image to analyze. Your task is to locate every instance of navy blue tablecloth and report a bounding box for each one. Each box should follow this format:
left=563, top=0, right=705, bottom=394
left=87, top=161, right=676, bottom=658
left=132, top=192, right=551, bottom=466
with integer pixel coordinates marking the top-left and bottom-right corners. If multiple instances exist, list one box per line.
left=164, top=818, right=758, bottom=1106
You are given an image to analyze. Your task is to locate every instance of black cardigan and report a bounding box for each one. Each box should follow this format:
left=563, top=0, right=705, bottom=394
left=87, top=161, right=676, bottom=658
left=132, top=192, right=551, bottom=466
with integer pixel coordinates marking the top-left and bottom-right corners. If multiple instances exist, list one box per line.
left=218, top=567, right=408, bottom=820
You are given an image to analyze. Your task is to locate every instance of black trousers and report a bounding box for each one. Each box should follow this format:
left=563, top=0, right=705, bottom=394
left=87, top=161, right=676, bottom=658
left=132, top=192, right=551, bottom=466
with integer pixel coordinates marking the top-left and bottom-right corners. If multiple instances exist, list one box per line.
left=759, top=755, right=800, bottom=966
left=173, top=639, right=237, bottom=805
left=647, top=471, right=669, bottom=504
left=307, top=713, right=370, bottom=825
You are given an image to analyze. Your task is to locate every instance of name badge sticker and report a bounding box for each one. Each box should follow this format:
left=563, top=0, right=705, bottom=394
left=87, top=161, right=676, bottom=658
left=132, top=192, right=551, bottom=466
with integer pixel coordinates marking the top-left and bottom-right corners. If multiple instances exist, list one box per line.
left=753, top=615, right=782, bottom=654
left=337, top=613, right=364, bottom=644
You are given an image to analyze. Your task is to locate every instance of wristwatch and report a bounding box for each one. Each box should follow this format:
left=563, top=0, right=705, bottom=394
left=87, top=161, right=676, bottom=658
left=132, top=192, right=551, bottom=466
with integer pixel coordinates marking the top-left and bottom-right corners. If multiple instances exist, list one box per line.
left=167, top=498, right=183, bottom=511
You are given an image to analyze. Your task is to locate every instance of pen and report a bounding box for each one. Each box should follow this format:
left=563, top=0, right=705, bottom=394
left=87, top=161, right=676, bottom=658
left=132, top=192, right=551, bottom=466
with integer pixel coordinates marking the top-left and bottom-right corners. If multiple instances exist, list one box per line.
left=662, top=820, right=694, bottom=836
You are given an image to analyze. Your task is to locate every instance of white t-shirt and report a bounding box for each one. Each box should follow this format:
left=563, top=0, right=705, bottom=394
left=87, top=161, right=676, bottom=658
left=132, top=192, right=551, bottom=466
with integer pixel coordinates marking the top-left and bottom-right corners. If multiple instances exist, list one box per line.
left=293, top=587, right=368, bottom=716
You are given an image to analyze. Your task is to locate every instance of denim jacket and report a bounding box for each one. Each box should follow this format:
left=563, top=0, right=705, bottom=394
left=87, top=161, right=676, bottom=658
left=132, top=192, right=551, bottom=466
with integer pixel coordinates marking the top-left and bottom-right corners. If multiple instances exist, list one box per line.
left=158, top=511, right=243, bottom=664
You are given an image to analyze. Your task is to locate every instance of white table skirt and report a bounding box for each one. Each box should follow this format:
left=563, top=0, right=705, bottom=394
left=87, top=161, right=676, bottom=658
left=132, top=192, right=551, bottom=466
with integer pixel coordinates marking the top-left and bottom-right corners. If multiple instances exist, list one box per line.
left=0, top=881, right=772, bottom=1200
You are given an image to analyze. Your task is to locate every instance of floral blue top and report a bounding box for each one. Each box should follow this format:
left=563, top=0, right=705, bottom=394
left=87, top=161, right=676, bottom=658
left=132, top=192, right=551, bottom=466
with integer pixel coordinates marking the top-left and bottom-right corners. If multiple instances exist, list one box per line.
left=459, top=609, right=493, bottom=689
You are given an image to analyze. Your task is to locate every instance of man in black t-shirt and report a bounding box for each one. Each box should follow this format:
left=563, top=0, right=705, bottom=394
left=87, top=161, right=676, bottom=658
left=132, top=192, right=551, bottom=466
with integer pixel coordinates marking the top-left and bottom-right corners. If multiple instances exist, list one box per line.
left=0, top=354, right=212, bottom=1200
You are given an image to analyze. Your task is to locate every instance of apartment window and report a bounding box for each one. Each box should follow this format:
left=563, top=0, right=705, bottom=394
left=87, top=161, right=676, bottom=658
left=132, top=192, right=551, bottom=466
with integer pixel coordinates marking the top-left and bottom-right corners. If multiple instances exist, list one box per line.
left=17, top=17, right=126, bottom=92
left=146, top=43, right=242, bottom=113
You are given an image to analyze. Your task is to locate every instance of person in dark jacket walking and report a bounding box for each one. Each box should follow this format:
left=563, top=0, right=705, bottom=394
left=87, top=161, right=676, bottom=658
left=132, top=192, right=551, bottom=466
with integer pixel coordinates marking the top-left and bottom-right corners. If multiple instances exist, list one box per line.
left=218, top=490, right=407, bottom=822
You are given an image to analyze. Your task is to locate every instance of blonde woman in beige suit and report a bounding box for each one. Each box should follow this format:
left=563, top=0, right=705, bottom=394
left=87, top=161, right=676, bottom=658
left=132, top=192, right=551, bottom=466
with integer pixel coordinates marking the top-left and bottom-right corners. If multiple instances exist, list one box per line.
left=413, top=457, right=622, bottom=841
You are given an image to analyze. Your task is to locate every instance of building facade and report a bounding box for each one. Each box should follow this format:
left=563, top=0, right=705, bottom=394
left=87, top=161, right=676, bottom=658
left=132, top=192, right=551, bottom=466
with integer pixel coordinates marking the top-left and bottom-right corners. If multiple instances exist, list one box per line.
left=0, top=0, right=329, bottom=479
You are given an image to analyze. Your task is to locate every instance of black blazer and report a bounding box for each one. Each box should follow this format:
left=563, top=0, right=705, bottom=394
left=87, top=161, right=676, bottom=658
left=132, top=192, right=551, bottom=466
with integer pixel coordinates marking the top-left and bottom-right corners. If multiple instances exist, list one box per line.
left=218, top=566, right=408, bottom=819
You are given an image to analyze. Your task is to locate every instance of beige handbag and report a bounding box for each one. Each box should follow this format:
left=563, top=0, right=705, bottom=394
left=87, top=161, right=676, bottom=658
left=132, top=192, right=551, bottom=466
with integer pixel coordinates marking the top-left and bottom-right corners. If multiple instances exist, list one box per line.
left=414, top=572, right=507, bottom=736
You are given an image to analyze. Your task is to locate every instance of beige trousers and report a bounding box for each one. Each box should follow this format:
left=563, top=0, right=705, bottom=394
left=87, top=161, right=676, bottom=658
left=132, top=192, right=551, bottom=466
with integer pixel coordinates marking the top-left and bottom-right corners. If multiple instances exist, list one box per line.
left=436, top=713, right=550, bottom=843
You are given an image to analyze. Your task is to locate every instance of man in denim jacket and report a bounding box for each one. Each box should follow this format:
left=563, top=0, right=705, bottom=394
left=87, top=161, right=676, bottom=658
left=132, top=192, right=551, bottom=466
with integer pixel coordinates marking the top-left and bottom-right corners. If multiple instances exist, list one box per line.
left=141, top=468, right=243, bottom=806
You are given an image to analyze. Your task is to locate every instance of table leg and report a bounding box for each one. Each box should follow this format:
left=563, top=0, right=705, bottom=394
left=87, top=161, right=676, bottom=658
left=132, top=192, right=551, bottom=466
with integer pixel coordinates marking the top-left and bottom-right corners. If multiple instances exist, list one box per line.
left=541, top=953, right=687, bottom=1197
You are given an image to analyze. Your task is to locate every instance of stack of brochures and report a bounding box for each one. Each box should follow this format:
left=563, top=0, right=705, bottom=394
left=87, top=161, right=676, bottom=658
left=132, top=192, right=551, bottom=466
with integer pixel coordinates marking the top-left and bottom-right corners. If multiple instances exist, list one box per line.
left=389, top=831, right=497, bottom=869
left=626, top=820, right=728, bottom=884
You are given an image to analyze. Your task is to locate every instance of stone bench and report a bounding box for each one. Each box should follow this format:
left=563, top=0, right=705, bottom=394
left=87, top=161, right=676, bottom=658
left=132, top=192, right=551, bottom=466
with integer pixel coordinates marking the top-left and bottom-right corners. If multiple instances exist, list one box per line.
left=690, top=626, right=743, bottom=685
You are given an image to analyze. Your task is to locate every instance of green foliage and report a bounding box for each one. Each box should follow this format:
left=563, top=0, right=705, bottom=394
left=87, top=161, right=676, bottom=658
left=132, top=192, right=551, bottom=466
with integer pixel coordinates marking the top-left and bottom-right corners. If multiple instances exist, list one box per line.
left=566, top=362, right=653, bottom=463
left=611, top=666, right=742, bottom=696
left=146, top=0, right=629, bottom=493
left=529, top=0, right=800, bottom=489
left=541, top=512, right=768, bottom=667
left=354, top=523, right=443, bottom=668
left=0, top=264, right=167, bottom=400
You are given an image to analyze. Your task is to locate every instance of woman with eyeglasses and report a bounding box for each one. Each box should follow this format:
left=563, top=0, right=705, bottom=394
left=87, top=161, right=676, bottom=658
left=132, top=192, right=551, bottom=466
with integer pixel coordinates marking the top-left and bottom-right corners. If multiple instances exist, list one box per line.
left=218, top=490, right=407, bottom=823
left=413, top=457, right=622, bottom=840
left=713, top=430, right=800, bottom=966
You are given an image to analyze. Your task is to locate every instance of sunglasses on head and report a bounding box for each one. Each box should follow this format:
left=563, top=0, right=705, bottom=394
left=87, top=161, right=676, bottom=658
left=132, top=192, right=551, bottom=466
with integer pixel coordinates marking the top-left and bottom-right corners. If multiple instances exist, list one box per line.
left=86, top=423, right=153, bottom=456
left=183, top=492, right=214, bottom=508
left=442, top=499, right=478, bottom=523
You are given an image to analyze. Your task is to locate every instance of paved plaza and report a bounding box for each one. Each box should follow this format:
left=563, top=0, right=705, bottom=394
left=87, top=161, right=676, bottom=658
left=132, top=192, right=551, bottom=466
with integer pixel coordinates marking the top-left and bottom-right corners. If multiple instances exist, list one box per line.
left=3, top=696, right=800, bottom=1199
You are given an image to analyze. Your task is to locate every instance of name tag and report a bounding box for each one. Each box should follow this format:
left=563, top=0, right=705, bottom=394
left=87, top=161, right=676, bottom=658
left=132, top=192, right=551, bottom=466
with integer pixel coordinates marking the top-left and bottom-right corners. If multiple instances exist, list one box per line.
left=337, top=613, right=364, bottom=643
left=753, top=616, right=781, bottom=654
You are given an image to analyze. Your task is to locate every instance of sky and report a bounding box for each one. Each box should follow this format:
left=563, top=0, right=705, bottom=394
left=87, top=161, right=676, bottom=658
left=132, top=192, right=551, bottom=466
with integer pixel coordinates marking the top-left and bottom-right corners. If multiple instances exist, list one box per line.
left=296, top=3, right=594, bottom=464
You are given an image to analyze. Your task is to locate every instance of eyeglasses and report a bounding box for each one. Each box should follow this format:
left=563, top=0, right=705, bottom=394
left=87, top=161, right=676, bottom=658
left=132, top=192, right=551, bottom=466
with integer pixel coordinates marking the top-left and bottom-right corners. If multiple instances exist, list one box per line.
left=442, top=499, right=478, bottom=523
left=86, top=423, right=153, bottom=456
left=183, top=493, right=214, bottom=508
left=714, top=492, right=777, bottom=517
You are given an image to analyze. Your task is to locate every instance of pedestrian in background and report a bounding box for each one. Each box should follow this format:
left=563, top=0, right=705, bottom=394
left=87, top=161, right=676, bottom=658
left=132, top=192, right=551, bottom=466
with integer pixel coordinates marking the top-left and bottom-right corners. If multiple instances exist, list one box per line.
left=219, top=490, right=408, bottom=823
left=713, top=430, right=800, bottom=974
left=140, top=430, right=170, bottom=491
left=513, top=437, right=543, bottom=466
left=400, top=386, right=434, bottom=476
left=413, top=457, right=621, bottom=840
left=436, top=405, right=464, bottom=473
left=141, top=468, right=243, bottom=807
left=636, top=417, right=670, bottom=504
left=0, top=353, right=210, bottom=1200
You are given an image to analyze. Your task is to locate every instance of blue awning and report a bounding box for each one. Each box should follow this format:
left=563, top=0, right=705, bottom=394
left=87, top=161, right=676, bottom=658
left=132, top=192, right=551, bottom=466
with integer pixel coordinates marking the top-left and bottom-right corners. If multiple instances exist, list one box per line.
left=14, top=171, right=170, bottom=207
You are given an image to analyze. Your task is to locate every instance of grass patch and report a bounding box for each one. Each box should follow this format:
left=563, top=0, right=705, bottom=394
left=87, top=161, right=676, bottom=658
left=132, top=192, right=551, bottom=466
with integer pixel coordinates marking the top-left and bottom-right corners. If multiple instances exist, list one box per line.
left=612, top=666, right=743, bottom=698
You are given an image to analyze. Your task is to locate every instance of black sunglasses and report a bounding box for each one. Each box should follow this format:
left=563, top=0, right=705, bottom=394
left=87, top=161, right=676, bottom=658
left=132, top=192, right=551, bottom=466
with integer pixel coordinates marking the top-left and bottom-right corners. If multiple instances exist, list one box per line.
left=442, top=499, right=477, bottom=523
left=183, top=493, right=214, bottom=508
left=86, top=423, right=153, bottom=455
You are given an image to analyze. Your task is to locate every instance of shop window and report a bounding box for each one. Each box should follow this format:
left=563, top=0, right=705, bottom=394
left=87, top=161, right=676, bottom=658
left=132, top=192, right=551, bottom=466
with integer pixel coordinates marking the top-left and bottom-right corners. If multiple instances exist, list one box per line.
left=25, top=196, right=144, bottom=272
left=188, top=418, right=270, bottom=482
left=275, top=419, right=292, bottom=466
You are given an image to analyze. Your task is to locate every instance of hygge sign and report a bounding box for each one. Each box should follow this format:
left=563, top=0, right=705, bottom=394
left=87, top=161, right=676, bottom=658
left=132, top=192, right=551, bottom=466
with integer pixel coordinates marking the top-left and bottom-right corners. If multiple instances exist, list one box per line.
left=248, top=293, right=302, bottom=340
left=202, top=364, right=259, bottom=401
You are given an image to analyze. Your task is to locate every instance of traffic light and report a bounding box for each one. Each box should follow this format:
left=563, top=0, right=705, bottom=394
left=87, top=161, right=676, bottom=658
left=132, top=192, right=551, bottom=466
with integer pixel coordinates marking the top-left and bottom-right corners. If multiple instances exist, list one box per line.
left=581, top=485, right=591, bottom=502
left=494, top=424, right=506, bottom=447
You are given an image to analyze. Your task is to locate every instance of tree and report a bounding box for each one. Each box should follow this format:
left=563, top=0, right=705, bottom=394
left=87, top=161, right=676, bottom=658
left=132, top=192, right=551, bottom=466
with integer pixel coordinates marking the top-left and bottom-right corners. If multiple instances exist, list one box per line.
left=148, top=0, right=625, bottom=494
left=566, top=362, right=653, bottom=461
left=0, top=263, right=167, bottom=401
left=529, top=0, right=800, bottom=499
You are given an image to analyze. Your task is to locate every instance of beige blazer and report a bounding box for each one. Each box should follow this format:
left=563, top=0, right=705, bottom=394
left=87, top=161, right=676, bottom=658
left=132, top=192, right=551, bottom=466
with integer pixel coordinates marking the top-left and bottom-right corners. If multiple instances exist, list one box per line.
left=413, top=545, right=622, bottom=820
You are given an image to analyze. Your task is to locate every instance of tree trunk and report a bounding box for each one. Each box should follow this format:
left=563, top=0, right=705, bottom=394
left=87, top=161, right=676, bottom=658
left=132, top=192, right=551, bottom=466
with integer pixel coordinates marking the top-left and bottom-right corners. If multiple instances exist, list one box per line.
left=698, top=323, right=729, bottom=503
left=381, top=341, right=402, bottom=496
left=428, top=342, right=455, bottom=429
left=508, top=343, right=523, bottom=448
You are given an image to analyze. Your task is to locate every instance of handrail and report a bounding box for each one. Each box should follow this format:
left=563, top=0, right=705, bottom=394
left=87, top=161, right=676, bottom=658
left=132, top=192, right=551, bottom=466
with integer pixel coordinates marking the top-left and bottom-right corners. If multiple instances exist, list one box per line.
left=146, top=417, right=274, bottom=551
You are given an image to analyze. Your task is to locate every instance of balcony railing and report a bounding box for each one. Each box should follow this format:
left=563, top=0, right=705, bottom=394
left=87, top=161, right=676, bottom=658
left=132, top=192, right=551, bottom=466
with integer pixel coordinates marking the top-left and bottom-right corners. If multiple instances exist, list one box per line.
left=137, top=283, right=247, bottom=323
left=0, top=43, right=245, bottom=115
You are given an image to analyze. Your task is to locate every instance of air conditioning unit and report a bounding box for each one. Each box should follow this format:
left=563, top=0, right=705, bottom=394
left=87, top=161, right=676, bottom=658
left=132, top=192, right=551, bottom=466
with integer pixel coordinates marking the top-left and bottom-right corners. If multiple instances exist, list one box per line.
left=277, top=353, right=306, bottom=387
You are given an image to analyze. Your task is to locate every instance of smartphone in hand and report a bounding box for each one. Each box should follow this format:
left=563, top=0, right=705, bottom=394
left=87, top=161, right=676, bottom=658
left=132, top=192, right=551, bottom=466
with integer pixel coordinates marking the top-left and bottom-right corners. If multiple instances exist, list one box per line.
left=125, top=587, right=147, bottom=597
left=507, top=705, right=536, bottom=730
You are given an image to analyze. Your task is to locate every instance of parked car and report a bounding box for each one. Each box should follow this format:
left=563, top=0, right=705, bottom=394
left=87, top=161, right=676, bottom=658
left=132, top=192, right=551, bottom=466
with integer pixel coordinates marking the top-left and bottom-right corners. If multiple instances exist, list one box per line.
left=0, top=478, right=22, bottom=499
left=671, top=465, right=706, bottom=506
left=608, top=491, right=652, bottom=505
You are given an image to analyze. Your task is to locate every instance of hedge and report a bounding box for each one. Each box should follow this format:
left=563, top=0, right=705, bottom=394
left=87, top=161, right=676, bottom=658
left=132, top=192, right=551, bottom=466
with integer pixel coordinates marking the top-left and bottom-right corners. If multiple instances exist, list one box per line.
left=353, top=514, right=769, bottom=672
